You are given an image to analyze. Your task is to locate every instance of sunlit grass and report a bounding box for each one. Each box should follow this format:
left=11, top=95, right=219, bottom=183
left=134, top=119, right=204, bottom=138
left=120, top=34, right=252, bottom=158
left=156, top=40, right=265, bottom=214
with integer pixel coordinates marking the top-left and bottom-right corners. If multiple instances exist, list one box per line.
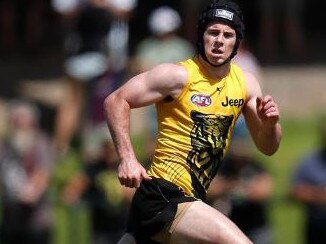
left=258, top=116, right=321, bottom=244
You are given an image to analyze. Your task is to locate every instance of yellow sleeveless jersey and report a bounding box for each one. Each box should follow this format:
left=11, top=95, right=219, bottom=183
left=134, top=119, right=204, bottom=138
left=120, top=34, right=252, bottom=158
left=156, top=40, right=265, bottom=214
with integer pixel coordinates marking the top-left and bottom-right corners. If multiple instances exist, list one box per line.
left=147, top=58, right=248, bottom=200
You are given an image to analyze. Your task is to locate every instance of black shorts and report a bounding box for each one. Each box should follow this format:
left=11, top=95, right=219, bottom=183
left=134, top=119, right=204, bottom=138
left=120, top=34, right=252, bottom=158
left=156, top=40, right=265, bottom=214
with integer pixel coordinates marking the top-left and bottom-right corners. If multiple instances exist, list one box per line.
left=126, top=178, right=197, bottom=244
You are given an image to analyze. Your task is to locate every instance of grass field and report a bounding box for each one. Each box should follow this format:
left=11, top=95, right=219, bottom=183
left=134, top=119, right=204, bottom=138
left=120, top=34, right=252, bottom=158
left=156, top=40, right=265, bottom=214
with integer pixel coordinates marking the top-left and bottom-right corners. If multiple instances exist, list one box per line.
left=257, top=116, right=322, bottom=244
left=50, top=115, right=322, bottom=244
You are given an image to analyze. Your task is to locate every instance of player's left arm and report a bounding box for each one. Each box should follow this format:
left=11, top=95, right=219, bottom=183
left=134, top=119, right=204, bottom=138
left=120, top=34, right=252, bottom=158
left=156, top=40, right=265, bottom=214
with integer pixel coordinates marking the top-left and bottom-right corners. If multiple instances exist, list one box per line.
left=242, top=71, right=282, bottom=156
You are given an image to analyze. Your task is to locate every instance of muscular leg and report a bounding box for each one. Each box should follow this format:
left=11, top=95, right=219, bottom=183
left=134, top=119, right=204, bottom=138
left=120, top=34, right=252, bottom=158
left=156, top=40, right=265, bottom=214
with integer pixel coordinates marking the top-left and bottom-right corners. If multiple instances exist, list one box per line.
left=117, top=233, right=136, bottom=244
left=170, top=201, right=253, bottom=244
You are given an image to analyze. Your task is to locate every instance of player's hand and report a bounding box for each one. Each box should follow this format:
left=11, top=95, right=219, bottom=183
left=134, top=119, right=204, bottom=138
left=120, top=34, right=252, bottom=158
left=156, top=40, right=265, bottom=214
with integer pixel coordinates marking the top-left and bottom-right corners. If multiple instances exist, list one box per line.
left=118, top=159, right=152, bottom=188
left=256, top=95, right=280, bottom=127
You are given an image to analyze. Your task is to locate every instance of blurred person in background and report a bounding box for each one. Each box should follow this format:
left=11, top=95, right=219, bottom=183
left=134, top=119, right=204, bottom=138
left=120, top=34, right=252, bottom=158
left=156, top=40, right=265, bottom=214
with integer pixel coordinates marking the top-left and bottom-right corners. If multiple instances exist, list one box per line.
left=0, top=99, right=55, bottom=244
left=51, top=1, right=137, bottom=242
left=131, top=6, right=194, bottom=73
left=62, top=139, right=134, bottom=244
left=258, top=0, right=306, bottom=63
left=52, top=0, right=137, bottom=161
left=290, top=117, right=326, bottom=244
left=208, top=141, right=274, bottom=244
left=104, top=0, right=282, bottom=243
left=130, top=5, right=195, bottom=159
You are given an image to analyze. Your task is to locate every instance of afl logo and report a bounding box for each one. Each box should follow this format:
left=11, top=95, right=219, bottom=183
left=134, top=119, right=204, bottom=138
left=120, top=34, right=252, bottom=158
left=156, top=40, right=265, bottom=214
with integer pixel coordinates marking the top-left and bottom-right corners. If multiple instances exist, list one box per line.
left=191, top=94, right=212, bottom=107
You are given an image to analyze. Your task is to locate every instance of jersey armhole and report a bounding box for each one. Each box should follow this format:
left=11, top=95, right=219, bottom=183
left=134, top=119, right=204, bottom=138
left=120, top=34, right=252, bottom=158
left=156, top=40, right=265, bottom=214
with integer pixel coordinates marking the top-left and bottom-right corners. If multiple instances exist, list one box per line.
left=173, top=63, right=191, bottom=104
left=159, top=62, right=191, bottom=105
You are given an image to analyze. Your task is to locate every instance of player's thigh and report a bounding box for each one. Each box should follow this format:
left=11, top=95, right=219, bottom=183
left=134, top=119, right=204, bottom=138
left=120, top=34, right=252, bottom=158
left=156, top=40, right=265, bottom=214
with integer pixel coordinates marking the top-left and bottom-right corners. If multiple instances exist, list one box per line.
left=170, top=201, right=253, bottom=244
left=117, top=233, right=136, bottom=244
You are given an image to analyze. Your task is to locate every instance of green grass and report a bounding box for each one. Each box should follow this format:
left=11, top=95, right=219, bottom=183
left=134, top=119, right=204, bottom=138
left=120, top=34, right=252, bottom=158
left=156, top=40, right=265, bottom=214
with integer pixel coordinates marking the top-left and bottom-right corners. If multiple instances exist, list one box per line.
left=51, top=149, right=91, bottom=244
left=257, top=116, right=322, bottom=244
left=50, top=116, right=322, bottom=244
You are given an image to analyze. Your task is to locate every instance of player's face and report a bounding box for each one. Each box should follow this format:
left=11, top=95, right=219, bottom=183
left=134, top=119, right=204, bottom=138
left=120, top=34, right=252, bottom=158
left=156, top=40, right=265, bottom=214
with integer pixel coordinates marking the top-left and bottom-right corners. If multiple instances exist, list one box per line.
left=203, top=22, right=236, bottom=65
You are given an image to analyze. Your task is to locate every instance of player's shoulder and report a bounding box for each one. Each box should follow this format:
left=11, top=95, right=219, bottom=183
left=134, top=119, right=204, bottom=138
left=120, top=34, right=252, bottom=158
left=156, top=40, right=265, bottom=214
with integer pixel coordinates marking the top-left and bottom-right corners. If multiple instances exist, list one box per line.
left=240, top=68, right=257, bottom=83
left=239, top=68, right=262, bottom=100
left=149, top=63, right=188, bottom=85
left=152, top=62, right=187, bottom=74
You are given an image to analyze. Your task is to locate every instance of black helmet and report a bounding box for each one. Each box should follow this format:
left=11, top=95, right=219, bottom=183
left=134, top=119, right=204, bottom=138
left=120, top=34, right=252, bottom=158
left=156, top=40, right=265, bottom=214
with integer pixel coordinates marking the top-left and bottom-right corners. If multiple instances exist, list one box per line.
left=197, top=0, right=245, bottom=65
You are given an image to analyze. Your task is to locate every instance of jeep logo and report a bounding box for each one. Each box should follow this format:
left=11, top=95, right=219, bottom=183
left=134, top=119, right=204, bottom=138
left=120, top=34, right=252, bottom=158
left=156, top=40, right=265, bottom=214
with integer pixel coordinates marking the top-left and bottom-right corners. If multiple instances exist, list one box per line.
left=221, top=96, right=244, bottom=108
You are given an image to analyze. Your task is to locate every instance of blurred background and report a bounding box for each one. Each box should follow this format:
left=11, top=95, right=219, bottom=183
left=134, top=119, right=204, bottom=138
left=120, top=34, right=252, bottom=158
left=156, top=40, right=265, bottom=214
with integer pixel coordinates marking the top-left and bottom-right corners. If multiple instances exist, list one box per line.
left=0, top=0, right=325, bottom=244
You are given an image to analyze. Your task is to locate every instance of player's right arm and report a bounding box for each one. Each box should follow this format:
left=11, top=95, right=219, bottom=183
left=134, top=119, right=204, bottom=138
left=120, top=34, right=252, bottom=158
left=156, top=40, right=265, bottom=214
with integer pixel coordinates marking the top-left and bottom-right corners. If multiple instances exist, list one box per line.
left=103, top=63, right=187, bottom=188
